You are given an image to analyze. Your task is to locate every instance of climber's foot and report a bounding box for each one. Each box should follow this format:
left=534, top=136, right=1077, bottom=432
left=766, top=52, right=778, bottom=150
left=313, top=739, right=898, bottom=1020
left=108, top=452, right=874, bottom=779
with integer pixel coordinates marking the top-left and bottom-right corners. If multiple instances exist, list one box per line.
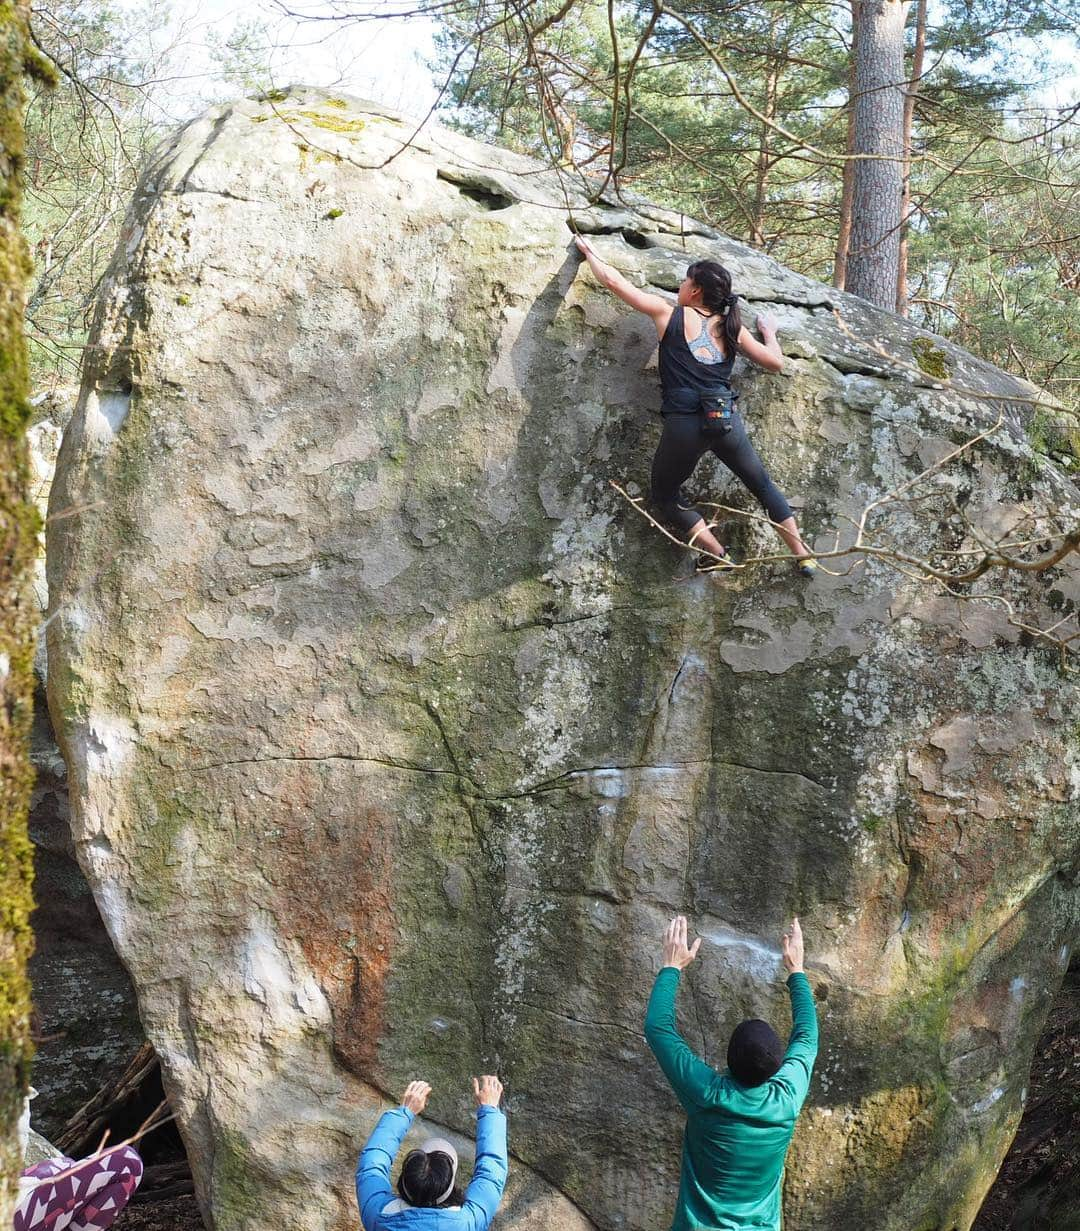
left=695, top=546, right=736, bottom=573
left=794, top=555, right=818, bottom=578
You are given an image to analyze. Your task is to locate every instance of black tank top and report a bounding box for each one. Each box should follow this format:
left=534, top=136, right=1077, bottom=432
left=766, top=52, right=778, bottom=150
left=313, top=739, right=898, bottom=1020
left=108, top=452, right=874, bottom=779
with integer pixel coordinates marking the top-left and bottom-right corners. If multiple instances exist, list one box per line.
left=658, top=306, right=736, bottom=413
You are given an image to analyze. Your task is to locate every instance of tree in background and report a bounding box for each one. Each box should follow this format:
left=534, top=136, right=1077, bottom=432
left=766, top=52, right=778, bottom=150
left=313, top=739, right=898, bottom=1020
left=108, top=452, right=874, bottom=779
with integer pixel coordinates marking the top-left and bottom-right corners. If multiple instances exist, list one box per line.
left=904, top=84, right=1079, bottom=403
left=22, top=1, right=177, bottom=388
left=845, top=0, right=910, bottom=308
left=206, top=14, right=277, bottom=96
left=415, top=0, right=1078, bottom=410
left=0, top=0, right=53, bottom=1220
left=20, top=0, right=1075, bottom=404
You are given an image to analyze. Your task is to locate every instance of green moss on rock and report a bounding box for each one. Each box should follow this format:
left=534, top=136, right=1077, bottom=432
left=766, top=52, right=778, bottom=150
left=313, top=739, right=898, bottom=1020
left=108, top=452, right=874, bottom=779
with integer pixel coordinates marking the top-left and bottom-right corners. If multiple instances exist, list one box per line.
left=1028, top=408, right=1080, bottom=470
left=282, top=108, right=367, bottom=135
left=212, top=1127, right=266, bottom=1223
left=911, top=337, right=950, bottom=381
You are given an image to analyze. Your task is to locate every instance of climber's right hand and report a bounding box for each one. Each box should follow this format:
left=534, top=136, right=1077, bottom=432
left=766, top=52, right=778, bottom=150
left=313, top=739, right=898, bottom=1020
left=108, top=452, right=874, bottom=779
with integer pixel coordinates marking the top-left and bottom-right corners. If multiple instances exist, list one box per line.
left=781, top=917, right=804, bottom=974
left=662, top=915, right=701, bottom=970
left=574, top=235, right=597, bottom=259
left=401, top=1080, right=431, bottom=1114
left=473, top=1075, right=503, bottom=1107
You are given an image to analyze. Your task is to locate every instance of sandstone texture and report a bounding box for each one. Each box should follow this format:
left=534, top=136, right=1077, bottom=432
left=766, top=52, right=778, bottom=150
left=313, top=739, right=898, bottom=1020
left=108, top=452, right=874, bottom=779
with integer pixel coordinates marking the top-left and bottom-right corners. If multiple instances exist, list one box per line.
left=46, top=89, right=1080, bottom=1231
left=27, top=395, right=143, bottom=1136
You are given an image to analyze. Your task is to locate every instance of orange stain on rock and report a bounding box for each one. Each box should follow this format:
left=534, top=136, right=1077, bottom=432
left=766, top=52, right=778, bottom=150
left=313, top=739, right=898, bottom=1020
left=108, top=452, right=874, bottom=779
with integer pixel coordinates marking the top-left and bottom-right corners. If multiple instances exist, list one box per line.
left=264, top=764, right=398, bottom=1078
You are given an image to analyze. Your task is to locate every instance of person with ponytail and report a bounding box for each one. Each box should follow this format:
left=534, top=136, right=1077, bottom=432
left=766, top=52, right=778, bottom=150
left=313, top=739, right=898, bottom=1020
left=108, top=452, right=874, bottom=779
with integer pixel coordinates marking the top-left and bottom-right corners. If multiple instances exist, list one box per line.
left=356, top=1076, right=507, bottom=1231
left=574, top=237, right=816, bottom=576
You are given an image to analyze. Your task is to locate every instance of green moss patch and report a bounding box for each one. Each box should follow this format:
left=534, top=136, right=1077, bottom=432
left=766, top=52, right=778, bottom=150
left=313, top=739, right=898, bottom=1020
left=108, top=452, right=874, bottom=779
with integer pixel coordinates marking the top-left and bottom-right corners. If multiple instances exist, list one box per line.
left=281, top=108, right=366, bottom=135
left=911, top=337, right=951, bottom=381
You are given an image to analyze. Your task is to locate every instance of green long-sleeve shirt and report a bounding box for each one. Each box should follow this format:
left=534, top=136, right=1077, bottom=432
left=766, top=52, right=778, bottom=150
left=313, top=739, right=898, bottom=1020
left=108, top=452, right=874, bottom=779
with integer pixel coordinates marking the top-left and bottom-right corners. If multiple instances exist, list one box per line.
left=644, top=967, right=818, bottom=1231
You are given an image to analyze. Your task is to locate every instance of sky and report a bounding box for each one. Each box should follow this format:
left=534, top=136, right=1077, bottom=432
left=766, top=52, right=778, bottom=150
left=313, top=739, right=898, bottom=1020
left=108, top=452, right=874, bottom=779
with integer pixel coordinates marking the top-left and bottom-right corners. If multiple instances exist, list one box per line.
left=128, top=0, right=444, bottom=122
left=121, top=0, right=1077, bottom=126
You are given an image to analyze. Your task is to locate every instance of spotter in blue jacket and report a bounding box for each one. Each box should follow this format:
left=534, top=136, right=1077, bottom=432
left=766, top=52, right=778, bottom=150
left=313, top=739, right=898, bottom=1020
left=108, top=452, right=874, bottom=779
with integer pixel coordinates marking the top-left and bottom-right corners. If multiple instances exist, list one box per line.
left=356, top=1104, right=508, bottom=1231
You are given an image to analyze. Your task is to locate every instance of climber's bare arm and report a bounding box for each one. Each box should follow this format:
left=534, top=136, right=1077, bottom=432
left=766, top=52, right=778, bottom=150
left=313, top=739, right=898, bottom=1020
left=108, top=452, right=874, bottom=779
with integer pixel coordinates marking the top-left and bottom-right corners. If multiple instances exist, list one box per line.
left=737, top=314, right=784, bottom=373
left=574, top=236, right=673, bottom=335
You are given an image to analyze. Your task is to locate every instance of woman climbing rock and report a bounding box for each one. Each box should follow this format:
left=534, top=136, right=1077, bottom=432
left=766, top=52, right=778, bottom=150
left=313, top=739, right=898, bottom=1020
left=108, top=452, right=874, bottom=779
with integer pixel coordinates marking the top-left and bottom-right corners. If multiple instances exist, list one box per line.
left=356, top=1076, right=507, bottom=1231
left=574, top=236, right=816, bottom=576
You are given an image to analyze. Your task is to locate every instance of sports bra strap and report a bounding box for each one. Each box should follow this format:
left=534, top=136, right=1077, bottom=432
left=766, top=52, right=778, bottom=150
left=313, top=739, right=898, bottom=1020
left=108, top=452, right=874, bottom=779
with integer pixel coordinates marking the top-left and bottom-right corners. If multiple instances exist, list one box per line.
left=689, top=311, right=726, bottom=364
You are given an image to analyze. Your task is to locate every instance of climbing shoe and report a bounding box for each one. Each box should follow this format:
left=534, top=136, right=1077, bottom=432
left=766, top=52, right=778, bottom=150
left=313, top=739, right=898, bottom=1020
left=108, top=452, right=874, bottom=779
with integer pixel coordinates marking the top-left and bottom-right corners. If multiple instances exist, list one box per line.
left=695, top=547, right=736, bottom=573
left=794, top=556, right=818, bottom=578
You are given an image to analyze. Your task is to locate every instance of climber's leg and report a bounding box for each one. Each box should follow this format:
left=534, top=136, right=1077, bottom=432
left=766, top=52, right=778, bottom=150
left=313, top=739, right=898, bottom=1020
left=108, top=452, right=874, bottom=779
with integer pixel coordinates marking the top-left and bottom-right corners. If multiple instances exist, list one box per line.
left=709, top=417, right=812, bottom=562
left=650, top=415, right=728, bottom=561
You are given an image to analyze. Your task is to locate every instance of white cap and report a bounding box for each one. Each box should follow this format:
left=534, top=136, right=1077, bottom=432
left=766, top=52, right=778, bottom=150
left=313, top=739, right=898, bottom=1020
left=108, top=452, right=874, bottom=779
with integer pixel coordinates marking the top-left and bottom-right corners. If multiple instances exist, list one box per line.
left=418, top=1137, right=458, bottom=1204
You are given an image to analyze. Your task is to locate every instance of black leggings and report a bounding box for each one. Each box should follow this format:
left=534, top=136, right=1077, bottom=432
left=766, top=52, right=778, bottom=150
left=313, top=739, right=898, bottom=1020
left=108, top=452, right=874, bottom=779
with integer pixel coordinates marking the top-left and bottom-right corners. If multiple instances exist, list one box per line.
left=650, top=412, right=793, bottom=536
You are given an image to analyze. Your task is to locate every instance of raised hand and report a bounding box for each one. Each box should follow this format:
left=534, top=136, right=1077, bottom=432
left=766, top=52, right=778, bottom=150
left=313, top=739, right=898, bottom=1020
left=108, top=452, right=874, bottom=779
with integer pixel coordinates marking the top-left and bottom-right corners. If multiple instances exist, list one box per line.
left=473, top=1075, right=503, bottom=1107
left=574, top=235, right=597, bottom=259
left=756, top=311, right=779, bottom=337
left=401, top=1080, right=431, bottom=1114
left=662, top=915, right=702, bottom=970
left=781, top=917, right=804, bottom=974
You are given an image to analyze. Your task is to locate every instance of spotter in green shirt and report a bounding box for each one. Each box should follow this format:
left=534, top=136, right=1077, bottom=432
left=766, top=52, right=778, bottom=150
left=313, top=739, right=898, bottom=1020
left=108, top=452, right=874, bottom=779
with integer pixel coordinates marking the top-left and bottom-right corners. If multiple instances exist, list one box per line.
left=645, top=967, right=818, bottom=1231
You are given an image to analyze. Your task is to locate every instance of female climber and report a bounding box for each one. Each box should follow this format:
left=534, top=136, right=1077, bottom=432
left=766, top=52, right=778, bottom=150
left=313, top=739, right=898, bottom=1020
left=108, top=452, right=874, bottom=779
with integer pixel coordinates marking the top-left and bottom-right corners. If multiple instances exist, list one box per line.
left=356, top=1075, right=507, bottom=1231
left=574, top=236, right=816, bottom=576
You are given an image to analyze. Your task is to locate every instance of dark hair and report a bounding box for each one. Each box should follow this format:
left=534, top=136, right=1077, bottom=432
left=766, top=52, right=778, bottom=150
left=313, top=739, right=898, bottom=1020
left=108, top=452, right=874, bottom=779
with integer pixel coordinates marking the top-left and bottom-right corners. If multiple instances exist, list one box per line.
left=686, top=260, right=741, bottom=356
left=727, top=1018, right=784, bottom=1087
left=397, top=1150, right=463, bottom=1208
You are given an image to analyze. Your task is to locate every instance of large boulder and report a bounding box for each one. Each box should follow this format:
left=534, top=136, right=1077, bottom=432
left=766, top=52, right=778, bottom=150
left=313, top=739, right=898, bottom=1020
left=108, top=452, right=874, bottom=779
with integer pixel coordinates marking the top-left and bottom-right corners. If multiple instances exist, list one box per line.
left=46, top=89, right=1080, bottom=1231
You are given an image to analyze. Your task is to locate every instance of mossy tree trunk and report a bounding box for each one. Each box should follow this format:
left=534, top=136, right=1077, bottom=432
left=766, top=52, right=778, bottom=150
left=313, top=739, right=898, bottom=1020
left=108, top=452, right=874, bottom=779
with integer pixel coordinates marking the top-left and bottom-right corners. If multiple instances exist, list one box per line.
left=0, top=2, right=53, bottom=1220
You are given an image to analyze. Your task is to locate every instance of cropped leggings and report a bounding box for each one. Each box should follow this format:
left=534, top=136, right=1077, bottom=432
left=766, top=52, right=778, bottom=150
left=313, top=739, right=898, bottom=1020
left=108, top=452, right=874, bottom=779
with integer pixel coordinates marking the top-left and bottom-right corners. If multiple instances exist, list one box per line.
left=650, top=411, right=792, bottom=536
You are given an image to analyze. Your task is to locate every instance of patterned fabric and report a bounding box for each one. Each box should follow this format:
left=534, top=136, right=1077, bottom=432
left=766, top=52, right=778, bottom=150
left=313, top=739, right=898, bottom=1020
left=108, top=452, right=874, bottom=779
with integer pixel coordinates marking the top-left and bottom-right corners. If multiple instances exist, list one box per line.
left=13, top=1145, right=143, bottom=1231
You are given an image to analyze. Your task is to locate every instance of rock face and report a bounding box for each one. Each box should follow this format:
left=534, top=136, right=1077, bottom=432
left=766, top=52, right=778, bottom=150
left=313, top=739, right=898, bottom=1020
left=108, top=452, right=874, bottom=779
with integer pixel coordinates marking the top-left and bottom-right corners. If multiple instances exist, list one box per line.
left=27, top=669, right=145, bottom=1140
left=27, top=396, right=143, bottom=1137
left=46, top=89, right=1080, bottom=1231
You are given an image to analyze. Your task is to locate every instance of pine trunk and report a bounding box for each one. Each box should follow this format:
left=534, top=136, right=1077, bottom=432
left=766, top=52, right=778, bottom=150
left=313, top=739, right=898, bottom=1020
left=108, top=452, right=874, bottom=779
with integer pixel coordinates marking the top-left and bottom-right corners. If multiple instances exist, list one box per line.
left=896, top=0, right=927, bottom=314
left=751, top=14, right=780, bottom=248
left=846, top=0, right=911, bottom=308
left=833, top=0, right=859, bottom=289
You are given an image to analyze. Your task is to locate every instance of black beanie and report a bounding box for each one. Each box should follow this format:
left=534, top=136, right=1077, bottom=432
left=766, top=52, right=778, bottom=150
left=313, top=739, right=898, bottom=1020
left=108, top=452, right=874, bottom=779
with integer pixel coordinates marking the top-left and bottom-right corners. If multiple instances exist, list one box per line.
left=727, top=1019, right=784, bottom=1086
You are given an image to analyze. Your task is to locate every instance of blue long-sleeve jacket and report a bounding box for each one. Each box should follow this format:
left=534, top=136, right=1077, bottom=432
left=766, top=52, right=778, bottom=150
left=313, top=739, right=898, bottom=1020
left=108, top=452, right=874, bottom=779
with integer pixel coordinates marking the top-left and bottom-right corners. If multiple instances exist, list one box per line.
left=356, top=1105, right=508, bottom=1231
